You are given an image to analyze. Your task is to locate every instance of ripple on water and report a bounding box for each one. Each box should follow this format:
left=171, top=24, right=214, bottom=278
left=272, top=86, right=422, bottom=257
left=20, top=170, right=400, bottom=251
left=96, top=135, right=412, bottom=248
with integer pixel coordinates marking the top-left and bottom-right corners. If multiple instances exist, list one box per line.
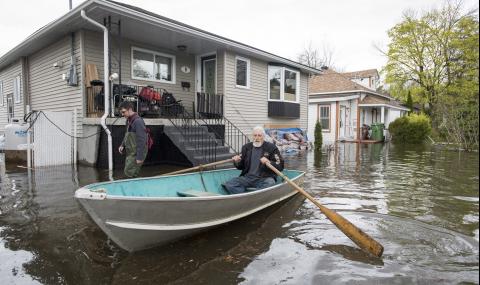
left=240, top=212, right=479, bottom=285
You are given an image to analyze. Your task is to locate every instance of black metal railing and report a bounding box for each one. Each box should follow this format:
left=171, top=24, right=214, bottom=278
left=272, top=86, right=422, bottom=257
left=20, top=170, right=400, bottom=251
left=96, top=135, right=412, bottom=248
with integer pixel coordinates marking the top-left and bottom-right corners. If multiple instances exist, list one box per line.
left=168, top=108, right=219, bottom=164
left=196, top=92, right=223, bottom=119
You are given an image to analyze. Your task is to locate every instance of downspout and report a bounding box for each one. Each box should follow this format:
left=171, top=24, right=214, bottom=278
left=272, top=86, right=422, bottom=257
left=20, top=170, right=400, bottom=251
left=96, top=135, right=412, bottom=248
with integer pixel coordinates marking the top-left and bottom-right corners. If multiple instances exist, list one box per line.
left=80, top=10, right=113, bottom=172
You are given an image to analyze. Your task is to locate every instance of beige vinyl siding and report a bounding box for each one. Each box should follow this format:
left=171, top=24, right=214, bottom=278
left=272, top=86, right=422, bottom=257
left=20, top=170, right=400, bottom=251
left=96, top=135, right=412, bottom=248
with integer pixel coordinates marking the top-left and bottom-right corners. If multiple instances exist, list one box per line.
left=0, top=60, right=24, bottom=134
left=28, top=31, right=83, bottom=135
left=223, top=51, right=308, bottom=134
left=216, top=50, right=224, bottom=95
left=84, top=30, right=196, bottom=112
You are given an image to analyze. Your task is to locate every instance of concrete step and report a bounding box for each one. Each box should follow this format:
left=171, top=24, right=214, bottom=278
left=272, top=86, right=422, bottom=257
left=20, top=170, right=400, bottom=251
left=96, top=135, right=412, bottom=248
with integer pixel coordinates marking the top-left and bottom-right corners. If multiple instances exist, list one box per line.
left=194, top=152, right=233, bottom=163
left=186, top=145, right=230, bottom=153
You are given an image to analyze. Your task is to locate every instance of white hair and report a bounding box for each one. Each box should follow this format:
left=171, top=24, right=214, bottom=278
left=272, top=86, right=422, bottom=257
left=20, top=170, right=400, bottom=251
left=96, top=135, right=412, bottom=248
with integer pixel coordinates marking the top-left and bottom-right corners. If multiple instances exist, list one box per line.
left=252, top=126, right=265, bottom=135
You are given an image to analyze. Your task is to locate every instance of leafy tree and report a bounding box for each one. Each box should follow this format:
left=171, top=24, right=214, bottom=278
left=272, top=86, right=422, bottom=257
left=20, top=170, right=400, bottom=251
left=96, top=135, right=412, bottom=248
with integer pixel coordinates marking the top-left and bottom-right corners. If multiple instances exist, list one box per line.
left=380, top=1, right=479, bottom=150
left=389, top=114, right=432, bottom=144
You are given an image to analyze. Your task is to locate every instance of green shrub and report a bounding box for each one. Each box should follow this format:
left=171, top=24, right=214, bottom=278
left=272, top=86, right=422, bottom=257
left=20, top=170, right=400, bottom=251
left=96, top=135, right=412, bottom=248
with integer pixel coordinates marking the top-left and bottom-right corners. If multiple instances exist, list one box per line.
left=389, top=113, right=431, bottom=144
left=314, top=120, right=323, bottom=151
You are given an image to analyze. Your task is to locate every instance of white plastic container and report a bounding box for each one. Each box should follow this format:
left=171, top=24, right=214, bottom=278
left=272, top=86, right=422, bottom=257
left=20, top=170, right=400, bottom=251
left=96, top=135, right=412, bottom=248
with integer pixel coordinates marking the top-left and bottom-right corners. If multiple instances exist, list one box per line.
left=4, top=120, right=29, bottom=150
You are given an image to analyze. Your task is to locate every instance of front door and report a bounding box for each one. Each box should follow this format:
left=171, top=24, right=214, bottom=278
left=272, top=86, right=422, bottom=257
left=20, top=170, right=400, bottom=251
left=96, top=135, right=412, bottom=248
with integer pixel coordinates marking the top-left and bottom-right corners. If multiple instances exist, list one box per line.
left=202, top=56, right=216, bottom=94
left=339, top=106, right=346, bottom=138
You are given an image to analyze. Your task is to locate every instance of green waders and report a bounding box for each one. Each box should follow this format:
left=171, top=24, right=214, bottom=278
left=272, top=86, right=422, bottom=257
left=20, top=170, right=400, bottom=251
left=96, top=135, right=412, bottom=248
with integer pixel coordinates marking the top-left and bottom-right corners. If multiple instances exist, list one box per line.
left=123, top=131, right=148, bottom=178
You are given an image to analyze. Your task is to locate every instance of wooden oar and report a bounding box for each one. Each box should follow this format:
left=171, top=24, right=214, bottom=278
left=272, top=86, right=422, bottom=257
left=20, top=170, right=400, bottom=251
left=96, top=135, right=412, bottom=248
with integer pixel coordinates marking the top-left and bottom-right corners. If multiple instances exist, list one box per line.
left=265, top=162, right=384, bottom=258
left=163, top=158, right=234, bottom=176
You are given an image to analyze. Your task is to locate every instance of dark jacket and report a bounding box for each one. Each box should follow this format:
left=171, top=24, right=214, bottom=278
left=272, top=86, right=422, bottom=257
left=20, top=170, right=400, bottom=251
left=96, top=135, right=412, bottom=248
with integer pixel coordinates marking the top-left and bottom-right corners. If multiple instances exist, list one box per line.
left=234, top=141, right=284, bottom=180
left=124, top=113, right=147, bottom=161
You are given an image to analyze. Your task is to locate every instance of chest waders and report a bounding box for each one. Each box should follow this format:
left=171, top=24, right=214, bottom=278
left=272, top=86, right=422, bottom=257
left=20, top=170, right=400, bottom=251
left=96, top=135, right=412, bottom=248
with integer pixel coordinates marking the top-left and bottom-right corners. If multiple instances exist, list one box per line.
left=123, top=129, right=147, bottom=178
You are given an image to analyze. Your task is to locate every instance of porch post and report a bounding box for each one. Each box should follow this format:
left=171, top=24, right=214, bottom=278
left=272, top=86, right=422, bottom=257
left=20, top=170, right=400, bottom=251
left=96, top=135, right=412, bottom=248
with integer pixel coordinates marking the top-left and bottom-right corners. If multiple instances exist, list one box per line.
left=380, top=106, right=385, bottom=124
left=356, top=99, right=361, bottom=141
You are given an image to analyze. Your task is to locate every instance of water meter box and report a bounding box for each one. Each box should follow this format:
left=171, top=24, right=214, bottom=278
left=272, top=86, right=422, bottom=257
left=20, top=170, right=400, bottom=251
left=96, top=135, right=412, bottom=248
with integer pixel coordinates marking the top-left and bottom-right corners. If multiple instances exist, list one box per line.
left=4, top=120, right=29, bottom=163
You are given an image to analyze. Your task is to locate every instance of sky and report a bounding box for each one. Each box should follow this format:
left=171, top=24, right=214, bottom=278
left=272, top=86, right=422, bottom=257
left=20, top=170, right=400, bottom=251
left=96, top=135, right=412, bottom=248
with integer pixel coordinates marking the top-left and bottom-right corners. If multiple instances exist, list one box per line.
left=0, top=0, right=478, bottom=72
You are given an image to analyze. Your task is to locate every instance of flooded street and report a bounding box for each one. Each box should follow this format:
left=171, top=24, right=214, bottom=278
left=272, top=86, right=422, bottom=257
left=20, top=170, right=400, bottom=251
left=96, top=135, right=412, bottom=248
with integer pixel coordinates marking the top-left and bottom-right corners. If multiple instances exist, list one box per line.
left=0, top=143, right=478, bottom=284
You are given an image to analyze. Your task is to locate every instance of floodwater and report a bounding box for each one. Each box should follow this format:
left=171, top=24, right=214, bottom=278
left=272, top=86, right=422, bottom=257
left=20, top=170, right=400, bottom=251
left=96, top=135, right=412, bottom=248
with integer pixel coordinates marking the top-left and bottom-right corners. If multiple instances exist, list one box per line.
left=0, top=143, right=478, bottom=285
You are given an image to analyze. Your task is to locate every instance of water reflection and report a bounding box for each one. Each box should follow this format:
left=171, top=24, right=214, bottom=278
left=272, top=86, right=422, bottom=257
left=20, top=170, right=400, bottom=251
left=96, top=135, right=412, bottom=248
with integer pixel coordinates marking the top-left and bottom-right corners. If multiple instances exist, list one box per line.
left=0, top=143, right=478, bottom=284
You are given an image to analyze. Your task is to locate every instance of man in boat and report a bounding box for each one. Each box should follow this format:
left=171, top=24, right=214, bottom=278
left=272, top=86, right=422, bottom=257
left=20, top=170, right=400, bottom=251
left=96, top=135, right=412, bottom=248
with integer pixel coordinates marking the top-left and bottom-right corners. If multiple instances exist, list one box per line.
left=223, top=126, right=284, bottom=194
left=118, top=101, right=148, bottom=178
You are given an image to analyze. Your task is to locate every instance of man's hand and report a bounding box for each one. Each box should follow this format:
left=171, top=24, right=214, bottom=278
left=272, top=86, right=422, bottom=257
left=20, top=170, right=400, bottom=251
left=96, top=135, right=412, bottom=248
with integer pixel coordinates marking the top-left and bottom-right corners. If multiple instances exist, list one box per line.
left=136, top=160, right=143, bottom=165
left=260, top=157, right=269, bottom=165
left=232, top=155, right=241, bottom=163
left=118, top=145, right=124, bottom=154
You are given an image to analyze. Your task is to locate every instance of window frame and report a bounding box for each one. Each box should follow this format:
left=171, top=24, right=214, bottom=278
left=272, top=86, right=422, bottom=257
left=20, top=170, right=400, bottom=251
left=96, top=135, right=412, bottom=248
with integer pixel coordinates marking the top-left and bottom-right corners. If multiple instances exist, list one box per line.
left=13, top=76, right=21, bottom=103
left=235, top=56, right=250, bottom=89
left=267, top=66, right=300, bottom=103
left=317, top=104, right=331, bottom=132
left=131, top=46, right=176, bottom=84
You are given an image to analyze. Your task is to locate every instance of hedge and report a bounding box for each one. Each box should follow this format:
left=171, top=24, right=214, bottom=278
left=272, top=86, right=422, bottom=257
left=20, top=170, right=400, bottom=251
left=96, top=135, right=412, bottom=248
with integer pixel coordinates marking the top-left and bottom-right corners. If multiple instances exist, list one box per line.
left=389, top=113, right=431, bottom=143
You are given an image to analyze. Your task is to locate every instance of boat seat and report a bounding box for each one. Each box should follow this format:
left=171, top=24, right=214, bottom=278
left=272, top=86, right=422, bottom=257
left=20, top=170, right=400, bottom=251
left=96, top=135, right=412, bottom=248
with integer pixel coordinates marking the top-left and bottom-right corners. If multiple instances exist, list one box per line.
left=177, top=189, right=222, bottom=197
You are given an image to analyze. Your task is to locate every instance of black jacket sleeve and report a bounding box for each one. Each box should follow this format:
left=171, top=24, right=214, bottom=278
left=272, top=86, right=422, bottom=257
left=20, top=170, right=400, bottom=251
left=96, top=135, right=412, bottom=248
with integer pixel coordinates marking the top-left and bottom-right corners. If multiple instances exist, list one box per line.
left=268, top=146, right=284, bottom=172
left=234, top=145, right=247, bottom=170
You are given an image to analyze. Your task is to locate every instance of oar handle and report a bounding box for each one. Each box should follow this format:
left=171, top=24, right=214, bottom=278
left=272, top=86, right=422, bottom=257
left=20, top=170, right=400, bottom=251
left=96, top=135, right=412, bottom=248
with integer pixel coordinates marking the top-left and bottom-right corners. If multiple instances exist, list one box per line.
left=163, top=158, right=234, bottom=176
left=265, top=162, right=384, bottom=258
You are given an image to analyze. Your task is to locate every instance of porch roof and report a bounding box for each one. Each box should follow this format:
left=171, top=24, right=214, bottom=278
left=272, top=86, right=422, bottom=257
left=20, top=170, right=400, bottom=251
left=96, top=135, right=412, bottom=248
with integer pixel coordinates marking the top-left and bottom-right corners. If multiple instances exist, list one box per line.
left=0, top=0, right=321, bottom=74
left=359, top=95, right=409, bottom=111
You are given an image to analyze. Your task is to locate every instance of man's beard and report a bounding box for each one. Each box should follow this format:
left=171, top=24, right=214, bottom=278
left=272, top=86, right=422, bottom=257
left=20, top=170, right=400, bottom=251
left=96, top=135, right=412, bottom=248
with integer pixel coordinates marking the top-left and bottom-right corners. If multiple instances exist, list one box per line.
left=253, top=141, right=263, bottom=147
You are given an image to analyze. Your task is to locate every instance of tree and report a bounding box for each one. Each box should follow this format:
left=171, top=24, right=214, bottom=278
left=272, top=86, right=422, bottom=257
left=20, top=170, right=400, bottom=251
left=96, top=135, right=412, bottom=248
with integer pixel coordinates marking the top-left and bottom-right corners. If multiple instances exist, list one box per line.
left=314, top=120, right=323, bottom=151
left=380, top=1, right=478, bottom=110
left=297, top=41, right=339, bottom=70
left=380, top=1, right=479, bottom=150
left=406, top=91, right=414, bottom=115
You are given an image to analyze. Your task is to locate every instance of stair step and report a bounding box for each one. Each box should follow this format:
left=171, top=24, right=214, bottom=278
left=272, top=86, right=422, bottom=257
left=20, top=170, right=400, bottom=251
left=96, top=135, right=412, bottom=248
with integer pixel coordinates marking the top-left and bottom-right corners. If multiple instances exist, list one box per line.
left=186, top=145, right=230, bottom=153
left=194, top=152, right=234, bottom=163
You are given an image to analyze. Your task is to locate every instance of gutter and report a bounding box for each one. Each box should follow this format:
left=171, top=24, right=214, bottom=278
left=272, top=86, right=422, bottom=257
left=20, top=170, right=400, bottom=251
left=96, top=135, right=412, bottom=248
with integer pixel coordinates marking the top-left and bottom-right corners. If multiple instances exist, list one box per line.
left=80, top=9, right=113, bottom=172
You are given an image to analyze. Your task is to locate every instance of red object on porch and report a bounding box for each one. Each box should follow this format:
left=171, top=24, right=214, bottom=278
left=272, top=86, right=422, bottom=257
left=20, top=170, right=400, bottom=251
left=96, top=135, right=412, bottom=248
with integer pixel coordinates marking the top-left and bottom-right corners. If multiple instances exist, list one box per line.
left=139, top=86, right=161, bottom=101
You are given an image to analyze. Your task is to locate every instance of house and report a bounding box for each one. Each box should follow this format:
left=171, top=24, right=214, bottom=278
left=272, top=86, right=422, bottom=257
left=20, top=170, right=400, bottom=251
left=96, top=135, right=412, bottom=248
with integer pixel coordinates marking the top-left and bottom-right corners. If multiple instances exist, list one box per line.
left=307, top=68, right=409, bottom=145
left=342, top=69, right=379, bottom=91
left=0, top=0, right=320, bottom=168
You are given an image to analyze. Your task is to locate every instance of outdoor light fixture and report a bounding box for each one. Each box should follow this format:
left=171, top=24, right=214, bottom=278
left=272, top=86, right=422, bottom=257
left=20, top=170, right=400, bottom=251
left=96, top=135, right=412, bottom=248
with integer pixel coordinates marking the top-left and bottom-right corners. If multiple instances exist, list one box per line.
left=109, top=72, right=119, bottom=81
left=177, top=45, right=187, bottom=52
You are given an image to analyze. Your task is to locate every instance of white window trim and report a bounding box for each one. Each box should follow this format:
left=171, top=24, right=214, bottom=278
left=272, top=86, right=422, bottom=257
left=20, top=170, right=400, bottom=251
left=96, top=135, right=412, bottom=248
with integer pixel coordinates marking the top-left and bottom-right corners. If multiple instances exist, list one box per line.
left=267, top=66, right=300, bottom=103
left=13, top=76, right=21, bottom=103
left=235, top=56, right=250, bottom=89
left=0, top=81, right=3, bottom=107
left=131, top=46, right=176, bottom=84
left=317, top=104, right=331, bottom=132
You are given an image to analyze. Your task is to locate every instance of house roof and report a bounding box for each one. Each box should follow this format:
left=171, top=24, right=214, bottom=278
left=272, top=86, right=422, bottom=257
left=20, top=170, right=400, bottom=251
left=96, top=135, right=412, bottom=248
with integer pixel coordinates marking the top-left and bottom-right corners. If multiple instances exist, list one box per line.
left=309, top=69, right=373, bottom=94
left=342, top=69, right=379, bottom=79
left=359, top=95, right=409, bottom=111
left=0, top=0, right=321, bottom=74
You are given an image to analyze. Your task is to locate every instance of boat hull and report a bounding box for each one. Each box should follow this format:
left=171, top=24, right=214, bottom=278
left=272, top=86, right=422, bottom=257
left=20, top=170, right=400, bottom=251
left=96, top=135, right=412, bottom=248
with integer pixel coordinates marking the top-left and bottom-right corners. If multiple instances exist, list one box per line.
left=76, top=171, right=304, bottom=252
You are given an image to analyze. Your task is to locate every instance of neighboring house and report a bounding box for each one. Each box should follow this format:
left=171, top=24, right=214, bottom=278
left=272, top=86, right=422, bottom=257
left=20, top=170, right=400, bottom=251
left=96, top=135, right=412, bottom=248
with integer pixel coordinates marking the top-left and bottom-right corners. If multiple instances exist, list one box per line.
left=342, top=69, right=379, bottom=91
left=0, top=0, right=320, bottom=167
left=307, top=69, right=409, bottom=145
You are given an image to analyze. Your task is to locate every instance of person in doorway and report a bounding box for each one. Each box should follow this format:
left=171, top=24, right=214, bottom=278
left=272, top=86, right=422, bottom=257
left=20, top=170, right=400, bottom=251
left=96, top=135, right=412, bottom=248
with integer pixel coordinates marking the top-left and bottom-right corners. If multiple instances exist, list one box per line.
left=118, top=101, right=148, bottom=178
left=223, top=126, right=284, bottom=194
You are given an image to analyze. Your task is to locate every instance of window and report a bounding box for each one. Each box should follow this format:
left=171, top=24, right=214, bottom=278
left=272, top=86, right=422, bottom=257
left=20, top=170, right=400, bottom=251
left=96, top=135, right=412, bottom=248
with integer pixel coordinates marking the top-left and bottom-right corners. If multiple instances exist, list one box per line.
left=268, top=66, right=299, bottom=102
left=235, top=56, right=250, bottom=88
left=318, top=105, right=330, bottom=131
left=7, top=94, right=14, bottom=122
left=13, top=76, right=21, bottom=103
left=131, top=47, right=175, bottom=83
left=0, top=81, right=3, bottom=106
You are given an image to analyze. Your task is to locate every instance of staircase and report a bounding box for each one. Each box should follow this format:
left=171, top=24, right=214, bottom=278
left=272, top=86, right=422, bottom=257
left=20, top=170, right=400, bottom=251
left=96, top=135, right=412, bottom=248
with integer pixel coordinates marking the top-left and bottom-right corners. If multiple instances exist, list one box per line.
left=164, top=124, right=233, bottom=165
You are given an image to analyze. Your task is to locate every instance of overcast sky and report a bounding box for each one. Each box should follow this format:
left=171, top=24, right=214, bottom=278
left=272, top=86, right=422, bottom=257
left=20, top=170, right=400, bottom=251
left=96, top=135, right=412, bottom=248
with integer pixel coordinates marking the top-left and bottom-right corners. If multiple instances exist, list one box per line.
left=0, top=0, right=477, bottom=72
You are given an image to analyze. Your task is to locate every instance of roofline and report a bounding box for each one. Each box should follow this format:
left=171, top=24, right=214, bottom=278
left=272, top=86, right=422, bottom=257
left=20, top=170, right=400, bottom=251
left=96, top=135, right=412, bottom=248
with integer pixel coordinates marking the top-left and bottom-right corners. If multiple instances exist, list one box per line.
left=0, top=0, right=321, bottom=74
left=0, top=0, right=95, bottom=67
left=100, top=0, right=321, bottom=74
left=358, top=103, right=410, bottom=111
left=309, top=94, right=360, bottom=103
left=309, top=89, right=392, bottom=100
